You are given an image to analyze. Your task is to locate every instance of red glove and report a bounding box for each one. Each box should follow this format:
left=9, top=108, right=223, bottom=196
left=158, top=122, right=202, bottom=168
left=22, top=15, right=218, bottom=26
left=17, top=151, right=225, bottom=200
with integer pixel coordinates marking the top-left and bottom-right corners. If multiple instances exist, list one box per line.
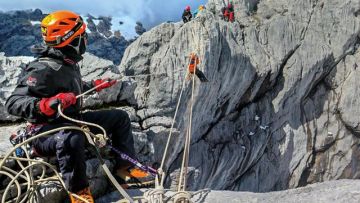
left=38, top=93, right=77, bottom=116
left=93, top=78, right=117, bottom=92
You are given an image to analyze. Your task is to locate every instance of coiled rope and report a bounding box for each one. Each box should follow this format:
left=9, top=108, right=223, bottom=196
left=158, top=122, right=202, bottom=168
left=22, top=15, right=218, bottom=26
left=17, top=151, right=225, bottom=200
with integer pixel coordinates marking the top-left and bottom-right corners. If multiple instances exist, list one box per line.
left=0, top=126, right=95, bottom=203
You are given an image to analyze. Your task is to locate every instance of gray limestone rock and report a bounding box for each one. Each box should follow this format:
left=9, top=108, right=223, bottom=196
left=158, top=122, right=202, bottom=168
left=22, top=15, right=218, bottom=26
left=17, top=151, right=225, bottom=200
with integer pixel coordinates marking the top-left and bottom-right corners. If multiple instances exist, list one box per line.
left=118, top=0, right=360, bottom=192
left=142, top=116, right=173, bottom=129
left=0, top=53, right=33, bottom=121
left=86, top=15, right=98, bottom=33
left=135, top=22, right=146, bottom=36
left=0, top=10, right=43, bottom=56
left=96, top=179, right=360, bottom=203
left=169, top=167, right=201, bottom=190
left=86, top=32, right=129, bottom=64
left=97, top=16, right=113, bottom=38
left=114, top=30, right=122, bottom=38
left=116, top=106, right=139, bottom=122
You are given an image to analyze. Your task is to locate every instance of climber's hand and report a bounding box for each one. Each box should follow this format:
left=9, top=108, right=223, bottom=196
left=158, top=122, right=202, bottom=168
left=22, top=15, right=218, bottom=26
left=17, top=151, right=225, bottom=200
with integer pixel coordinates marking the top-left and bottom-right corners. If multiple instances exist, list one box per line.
left=93, top=78, right=117, bottom=92
left=38, top=92, right=77, bottom=116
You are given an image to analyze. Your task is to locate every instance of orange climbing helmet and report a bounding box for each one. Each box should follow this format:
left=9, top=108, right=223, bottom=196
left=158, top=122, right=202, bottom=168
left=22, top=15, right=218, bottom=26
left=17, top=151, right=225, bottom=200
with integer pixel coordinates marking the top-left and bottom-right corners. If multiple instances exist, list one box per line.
left=41, top=10, right=86, bottom=48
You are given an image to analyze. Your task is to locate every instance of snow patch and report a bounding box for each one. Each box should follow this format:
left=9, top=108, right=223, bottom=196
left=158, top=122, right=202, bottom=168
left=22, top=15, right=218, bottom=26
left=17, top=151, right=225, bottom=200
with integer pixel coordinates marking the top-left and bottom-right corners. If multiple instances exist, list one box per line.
left=7, top=56, right=34, bottom=63
left=83, top=16, right=107, bottom=38
left=30, top=21, right=40, bottom=25
left=92, top=19, right=101, bottom=26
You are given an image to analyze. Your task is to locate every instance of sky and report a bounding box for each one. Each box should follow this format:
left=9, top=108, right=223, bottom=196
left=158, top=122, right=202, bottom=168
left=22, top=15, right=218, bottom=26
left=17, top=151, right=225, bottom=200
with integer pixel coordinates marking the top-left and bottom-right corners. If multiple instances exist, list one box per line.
left=0, top=0, right=208, bottom=38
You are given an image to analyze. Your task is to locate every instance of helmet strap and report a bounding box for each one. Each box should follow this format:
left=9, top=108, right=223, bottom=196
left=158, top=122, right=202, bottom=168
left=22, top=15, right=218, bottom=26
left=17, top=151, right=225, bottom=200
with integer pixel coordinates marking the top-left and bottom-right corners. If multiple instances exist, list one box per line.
left=68, top=34, right=83, bottom=55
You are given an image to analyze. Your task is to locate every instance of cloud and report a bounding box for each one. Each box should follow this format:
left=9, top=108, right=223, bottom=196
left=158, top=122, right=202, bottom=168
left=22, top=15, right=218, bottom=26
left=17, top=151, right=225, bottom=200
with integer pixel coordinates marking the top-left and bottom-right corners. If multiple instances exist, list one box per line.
left=0, top=0, right=208, bottom=34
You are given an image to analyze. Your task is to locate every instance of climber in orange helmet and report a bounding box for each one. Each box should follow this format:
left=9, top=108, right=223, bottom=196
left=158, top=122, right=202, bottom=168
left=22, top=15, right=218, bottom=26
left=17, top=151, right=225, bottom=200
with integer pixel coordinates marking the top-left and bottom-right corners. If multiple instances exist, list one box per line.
left=186, top=53, right=209, bottom=82
left=6, top=10, right=153, bottom=203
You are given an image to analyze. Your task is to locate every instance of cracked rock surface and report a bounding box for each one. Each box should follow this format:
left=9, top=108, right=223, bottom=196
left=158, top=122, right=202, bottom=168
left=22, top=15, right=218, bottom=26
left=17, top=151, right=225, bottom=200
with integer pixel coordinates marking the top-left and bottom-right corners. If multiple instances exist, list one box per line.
left=97, top=179, right=360, bottom=203
left=119, top=0, right=360, bottom=192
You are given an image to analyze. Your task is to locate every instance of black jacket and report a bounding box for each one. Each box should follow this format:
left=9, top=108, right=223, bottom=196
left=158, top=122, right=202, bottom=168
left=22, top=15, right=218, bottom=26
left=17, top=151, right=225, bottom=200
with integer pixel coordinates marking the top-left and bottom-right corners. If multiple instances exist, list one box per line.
left=182, top=10, right=192, bottom=23
left=228, top=4, right=234, bottom=12
left=5, top=46, right=93, bottom=124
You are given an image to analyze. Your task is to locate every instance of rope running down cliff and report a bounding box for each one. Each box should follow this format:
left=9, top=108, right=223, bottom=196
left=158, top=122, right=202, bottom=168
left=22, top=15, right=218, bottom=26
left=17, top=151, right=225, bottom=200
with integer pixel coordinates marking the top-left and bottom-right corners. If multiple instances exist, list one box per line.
left=145, top=54, right=203, bottom=202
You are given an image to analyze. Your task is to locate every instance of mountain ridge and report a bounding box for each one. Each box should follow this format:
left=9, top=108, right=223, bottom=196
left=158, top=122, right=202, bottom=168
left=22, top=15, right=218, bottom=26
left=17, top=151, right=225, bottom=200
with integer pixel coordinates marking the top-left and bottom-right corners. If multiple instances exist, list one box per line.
left=0, top=9, right=142, bottom=64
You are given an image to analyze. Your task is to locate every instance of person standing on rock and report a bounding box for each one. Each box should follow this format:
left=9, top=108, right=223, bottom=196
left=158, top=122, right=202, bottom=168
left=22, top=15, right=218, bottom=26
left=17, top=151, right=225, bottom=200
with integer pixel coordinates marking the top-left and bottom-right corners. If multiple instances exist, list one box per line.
left=222, top=2, right=235, bottom=22
left=182, top=5, right=193, bottom=23
left=193, top=5, right=206, bottom=18
left=5, top=10, right=152, bottom=203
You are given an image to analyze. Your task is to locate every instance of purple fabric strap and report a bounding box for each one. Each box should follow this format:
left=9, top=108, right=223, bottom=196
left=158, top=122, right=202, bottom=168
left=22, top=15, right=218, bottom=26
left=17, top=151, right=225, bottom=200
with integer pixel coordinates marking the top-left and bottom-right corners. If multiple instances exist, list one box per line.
left=108, top=145, right=158, bottom=176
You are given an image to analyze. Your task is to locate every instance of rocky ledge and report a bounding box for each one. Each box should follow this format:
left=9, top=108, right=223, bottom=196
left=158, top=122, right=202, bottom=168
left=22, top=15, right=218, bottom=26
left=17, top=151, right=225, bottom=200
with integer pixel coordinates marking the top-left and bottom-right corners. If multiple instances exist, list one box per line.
left=97, top=179, right=360, bottom=203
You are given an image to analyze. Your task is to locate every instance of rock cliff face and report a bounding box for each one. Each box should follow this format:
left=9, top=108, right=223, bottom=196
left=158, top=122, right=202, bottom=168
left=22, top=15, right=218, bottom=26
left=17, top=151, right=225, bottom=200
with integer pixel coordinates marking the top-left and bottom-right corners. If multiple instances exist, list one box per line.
left=85, top=15, right=131, bottom=64
left=0, top=9, right=44, bottom=56
left=119, top=0, right=360, bottom=192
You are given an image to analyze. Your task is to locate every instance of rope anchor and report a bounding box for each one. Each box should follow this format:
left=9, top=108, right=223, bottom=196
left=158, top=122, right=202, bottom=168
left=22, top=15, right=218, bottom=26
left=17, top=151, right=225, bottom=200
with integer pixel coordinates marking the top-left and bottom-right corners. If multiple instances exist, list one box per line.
left=172, top=191, right=193, bottom=203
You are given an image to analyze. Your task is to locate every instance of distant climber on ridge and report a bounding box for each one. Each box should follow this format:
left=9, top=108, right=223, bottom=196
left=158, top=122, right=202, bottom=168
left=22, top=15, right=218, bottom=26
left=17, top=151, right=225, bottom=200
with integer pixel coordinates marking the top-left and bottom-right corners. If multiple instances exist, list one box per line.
left=186, top=53, right=209, bottom=82
left=5, top=10, right=153, bottom=203
left=194, top=5, right=206, bottom=18
left=182, top=5, right=192, bottom=23
left=222, top=2, right=235, bottom=22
